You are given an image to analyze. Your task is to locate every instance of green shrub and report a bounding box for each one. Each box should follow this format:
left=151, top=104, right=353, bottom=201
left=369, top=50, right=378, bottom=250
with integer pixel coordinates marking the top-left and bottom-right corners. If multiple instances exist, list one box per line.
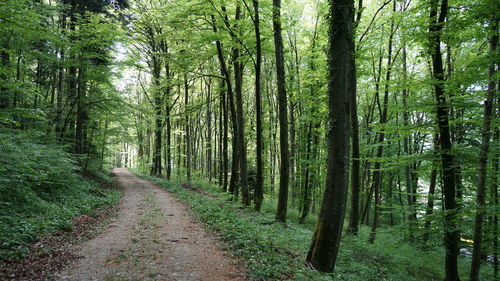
left=0, top=129, right=120, bottom=259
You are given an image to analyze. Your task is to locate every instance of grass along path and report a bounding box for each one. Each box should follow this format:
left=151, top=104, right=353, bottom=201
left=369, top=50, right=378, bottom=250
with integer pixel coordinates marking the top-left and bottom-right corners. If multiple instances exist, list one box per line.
left=133, top=171, right=496, bottom=281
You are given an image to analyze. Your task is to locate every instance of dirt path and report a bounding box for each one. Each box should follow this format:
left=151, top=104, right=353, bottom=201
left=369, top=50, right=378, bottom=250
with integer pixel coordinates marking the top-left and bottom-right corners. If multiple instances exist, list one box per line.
left=56, top=168, right=247, bottom=281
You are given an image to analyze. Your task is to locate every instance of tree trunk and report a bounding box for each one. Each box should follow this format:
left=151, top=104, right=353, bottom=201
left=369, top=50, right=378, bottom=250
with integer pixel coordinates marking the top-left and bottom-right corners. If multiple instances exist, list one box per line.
left=492, top=128, right=499, bottom=279
left=348, top=56, right=360, bottom=233
left=222, top=79, right=229, bottom=191
left=306, top=0, right=353, bottom=272
left=272, top=0, right=290, bottom=223
left=212, top=14, right=237, bottom=194
left=184, top=74, right=191, bottom=182
left=469, top=15, right=497, bottom=281
left=428, top=0, right=460, bottom=279
left=0, top=41, right=10, bottom=109
left=232, top=4, right=249, bottom=206
left=164, top=58, right=172, bottom=180
left=253, top=0, right=264, bottom=211
left=347, top=0, right=363, bottom=235
left=150, top=48, right=162, bottom=176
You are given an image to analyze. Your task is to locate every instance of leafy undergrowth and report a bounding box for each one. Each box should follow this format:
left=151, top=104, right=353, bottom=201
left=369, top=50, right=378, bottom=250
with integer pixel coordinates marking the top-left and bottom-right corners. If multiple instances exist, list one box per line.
left=0, top=130, right=121, bottom=260
left=0, top=191, right=119, bottom=281
left=133, top=171, right=494, bottom=281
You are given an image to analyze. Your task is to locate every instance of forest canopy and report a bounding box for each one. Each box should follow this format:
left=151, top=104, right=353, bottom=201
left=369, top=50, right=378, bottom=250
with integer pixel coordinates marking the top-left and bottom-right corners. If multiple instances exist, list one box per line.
left=0, top=0, right=498, bottom=280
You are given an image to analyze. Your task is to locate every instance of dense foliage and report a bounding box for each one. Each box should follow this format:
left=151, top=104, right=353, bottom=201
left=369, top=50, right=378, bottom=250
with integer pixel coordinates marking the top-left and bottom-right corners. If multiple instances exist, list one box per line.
left=0, top=0, right=498, bottom=279
left=0, top=129, right=120, bottom=259
left=0, top=0, right=126, bottom=260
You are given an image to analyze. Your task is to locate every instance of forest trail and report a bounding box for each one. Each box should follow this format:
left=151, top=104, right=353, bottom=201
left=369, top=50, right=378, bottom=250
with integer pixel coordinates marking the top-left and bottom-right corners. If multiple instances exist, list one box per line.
left=56, top=168, right=247, bottom=281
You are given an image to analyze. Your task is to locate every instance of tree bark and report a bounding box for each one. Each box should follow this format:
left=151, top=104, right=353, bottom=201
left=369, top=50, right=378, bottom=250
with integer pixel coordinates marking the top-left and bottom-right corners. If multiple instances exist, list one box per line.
left=184, top=74, right=191, bottom=182
left=428, top=0, right=460, bottom=279
left=469, top=15, right=497, bottom=281
left=232, top=4, right=249, bottom=206
left=272, top=0, right=290, bottom=223
left=306, top=0, right=353, bottom=272
left=211, top=15, right=232, bottom=192
left=252, top=0, right=264, bottom=211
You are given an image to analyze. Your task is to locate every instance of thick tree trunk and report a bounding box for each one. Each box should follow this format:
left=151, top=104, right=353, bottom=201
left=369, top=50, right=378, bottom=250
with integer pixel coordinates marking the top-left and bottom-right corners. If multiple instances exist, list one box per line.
left=306, top=0, right=353, bottom=272
left=272, top=0, right=290, bottom=223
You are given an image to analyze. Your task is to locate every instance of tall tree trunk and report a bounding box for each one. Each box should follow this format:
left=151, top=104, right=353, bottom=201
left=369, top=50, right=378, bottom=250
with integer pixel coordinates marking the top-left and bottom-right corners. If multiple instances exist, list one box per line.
left=347, top=0, right=363, bottom=235
left=184, top=74, right=191, bottom=182
left=222, top=79, right=229, bottom=191
left=272, top=0, right=290, bottom=223
left=206, top=79, right=213, bottom=181
left=428, top=0, right=460, bottom=279
left=166, top=105, right=172, bottom=179
left=289, top=101, right=296, bottom=205
left=164, top=58, right=172, bottom=180
left=212, top=14, right=237, bottom=194
left=469, top=15, right=497, bottom=281
left=253, top=0, right=264, bottom=211
left=306, top=0, right=353, bottom=272
left=492, top=127, right=499, bottom=278
left=150, top=46, right=162, bottom=176
left=232, top=4, right=249, bottom=206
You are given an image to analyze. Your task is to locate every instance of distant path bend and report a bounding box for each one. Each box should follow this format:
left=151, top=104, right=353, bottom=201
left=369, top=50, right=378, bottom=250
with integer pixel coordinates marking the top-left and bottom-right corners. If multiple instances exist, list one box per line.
left=57, top=168, right=246, bottom=281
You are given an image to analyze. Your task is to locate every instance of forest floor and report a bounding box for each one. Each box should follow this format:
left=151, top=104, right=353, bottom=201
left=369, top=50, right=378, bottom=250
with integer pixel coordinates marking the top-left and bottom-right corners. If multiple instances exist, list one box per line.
left=56, top=168, right=247, bottom=281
